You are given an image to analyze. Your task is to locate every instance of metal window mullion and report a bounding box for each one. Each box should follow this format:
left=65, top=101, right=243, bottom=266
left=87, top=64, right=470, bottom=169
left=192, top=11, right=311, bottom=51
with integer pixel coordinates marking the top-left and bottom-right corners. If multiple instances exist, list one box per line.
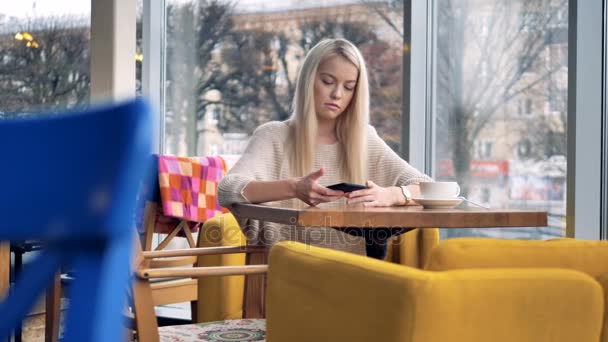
left=143, top=0, right=166, bottom=153
left=426, top=0, right=437, bottom=176
left=567, top=0, right=603, bottom=239
left=601, top=0, right=608, bottom=239
left=404, top=0, right=433, bottom=174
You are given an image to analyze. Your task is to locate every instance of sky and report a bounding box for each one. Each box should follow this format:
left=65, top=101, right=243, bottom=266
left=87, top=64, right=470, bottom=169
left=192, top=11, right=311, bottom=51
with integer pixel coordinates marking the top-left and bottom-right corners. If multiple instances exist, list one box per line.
left=1, top=0, right=362, bottom=18
left=1, top=0, right=90, bottom=18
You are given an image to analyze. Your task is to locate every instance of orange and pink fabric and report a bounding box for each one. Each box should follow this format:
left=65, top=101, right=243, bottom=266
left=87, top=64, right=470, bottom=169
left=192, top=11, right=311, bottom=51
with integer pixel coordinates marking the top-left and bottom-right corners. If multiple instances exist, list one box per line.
left=157, top=155, right=228, bottom=229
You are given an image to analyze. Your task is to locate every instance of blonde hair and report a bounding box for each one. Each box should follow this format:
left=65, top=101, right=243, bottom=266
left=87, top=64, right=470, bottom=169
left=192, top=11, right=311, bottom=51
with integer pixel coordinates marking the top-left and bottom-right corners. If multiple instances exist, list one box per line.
left=287, top=38, right=370, bottom=183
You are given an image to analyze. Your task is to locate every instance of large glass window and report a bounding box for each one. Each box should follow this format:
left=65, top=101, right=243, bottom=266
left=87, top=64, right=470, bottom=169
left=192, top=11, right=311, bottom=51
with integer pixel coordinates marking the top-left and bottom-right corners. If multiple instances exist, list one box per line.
left=0, top=1, right=91, bottom=117
left=162, top=0, right=404, bottom=163
left=433, top=0, right=568, bottom=239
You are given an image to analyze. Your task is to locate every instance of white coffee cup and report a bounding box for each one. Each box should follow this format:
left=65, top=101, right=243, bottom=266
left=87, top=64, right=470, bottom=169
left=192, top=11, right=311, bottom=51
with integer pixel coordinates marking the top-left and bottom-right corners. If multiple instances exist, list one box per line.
left=419, top=181, right=460, bottom=199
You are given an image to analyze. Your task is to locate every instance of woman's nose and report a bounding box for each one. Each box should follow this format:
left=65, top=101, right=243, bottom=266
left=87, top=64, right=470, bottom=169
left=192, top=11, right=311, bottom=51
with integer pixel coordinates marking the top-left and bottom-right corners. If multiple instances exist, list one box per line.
left=331, top=87, right=342, bottom=100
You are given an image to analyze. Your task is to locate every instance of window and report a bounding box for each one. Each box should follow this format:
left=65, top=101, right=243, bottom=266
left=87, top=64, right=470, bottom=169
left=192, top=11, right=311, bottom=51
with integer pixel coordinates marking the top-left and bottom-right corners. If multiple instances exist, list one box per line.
left=518, top=56, right=536, bottom=74
left=549, top=44, right=568, bottom=69
left=480, top=60, right=488, bottom=79
left=518, top=11, right=538, bottom=32
left=480, top=15, right=489, bottom=36
left=162, top=0, right=404, bottom=156
left=434, top=0, right=568, bottom=240
left=518, top=98, right=533, bottom=116
left=0, top=1, right=91, bottom=116
left=548, top=5, right=567, bottom=28
left=548, top=88, right=566, bottom=113
left=517, top=139, right=532, bottom=159
left=477, top=140, right=494, bottom=159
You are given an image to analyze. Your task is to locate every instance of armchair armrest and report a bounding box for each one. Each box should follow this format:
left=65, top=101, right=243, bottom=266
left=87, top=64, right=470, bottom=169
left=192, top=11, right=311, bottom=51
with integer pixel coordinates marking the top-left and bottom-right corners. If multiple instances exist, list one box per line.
left=267, top=241, right=603, bottom=342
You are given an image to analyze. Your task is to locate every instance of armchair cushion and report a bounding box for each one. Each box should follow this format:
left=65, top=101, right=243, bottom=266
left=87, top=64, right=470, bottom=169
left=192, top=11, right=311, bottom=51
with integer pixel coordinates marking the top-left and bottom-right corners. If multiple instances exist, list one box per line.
left=427, top=238, right=608, bottom=342
left=267, top=241, right=603, bottom=342
left=426, top=238, right=608, bottom=276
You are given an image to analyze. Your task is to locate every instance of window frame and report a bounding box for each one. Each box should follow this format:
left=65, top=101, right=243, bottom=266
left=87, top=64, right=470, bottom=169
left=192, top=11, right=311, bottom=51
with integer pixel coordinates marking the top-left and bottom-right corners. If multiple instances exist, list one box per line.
left=141, top=0, right=166, bottom=153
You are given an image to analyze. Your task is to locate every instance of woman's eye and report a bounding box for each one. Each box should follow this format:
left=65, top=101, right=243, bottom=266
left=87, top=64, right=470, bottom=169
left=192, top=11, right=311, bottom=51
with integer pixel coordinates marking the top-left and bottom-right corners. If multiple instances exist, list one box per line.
left=322, top=79, right=333, bottom=85
left=344, top=86, right=354, bottom=91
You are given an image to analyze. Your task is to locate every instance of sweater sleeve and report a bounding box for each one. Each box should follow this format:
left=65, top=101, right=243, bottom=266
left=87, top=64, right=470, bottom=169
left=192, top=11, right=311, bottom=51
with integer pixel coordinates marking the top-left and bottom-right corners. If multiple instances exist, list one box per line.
left=367, top=125, right=433, bottom=186
left=218, top=122, right=286, bottom=207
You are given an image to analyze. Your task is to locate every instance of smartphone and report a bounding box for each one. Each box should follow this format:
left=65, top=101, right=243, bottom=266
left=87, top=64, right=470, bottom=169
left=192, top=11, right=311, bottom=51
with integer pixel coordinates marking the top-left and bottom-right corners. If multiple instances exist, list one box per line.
left=327, top=182, right=368, bottom=193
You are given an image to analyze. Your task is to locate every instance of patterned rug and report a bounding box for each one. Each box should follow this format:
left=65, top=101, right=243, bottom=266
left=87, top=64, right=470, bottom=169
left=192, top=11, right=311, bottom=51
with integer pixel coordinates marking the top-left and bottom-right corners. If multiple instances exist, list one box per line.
left=159, top=319, right=266, bottom=342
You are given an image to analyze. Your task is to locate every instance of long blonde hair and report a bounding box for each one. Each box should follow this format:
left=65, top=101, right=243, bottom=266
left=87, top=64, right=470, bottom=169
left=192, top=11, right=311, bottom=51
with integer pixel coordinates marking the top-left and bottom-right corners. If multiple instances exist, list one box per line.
left=287, top=38, right=370, bottom=183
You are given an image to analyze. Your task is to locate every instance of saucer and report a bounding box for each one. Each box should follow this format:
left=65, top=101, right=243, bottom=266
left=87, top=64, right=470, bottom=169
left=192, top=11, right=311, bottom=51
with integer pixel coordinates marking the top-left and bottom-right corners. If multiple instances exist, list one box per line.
left=412, top=197, right=464, bottom=209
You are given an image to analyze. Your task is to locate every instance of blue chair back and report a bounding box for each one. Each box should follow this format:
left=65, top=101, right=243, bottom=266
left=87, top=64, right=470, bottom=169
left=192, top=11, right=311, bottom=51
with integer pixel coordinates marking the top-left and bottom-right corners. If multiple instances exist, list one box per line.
left=135, top=154, right=161, bottom=219
left=0, top=99, right=151, bottom=342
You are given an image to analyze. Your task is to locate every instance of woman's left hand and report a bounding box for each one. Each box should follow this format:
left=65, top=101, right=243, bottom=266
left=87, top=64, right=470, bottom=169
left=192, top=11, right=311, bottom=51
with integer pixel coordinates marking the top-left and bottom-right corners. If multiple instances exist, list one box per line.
left=346, top=180, right=401, bottom=207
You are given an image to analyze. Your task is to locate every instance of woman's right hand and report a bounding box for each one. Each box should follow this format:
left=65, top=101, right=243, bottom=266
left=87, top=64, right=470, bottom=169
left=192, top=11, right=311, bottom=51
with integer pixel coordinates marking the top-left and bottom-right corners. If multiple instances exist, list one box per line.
left=295, top=168, right=344, bottom=206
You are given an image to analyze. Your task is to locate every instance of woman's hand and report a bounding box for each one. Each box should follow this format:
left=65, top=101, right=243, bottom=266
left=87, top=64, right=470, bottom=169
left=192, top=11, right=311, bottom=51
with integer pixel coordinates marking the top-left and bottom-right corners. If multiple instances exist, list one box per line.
left=346, top=180, right=403, bottom=207
left=295, top=168, right=345, bottom=206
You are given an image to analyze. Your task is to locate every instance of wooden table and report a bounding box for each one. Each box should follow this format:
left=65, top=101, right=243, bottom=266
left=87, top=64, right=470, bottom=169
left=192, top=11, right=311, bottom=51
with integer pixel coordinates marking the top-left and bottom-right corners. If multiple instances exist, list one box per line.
left=231, top=202, right=548, bottom=318
left=231, top=203, right=548, bottom=228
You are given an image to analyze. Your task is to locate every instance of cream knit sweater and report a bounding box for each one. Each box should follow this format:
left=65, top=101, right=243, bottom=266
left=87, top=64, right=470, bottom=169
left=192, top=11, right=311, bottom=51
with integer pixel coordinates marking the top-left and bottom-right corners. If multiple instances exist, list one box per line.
left=218, top=121, right=432, bottom=255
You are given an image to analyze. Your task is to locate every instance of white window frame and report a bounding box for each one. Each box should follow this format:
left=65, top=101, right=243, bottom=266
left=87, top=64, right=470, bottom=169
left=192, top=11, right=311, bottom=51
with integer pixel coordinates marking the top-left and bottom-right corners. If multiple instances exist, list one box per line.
left=90, top=0, right=136, bottom=102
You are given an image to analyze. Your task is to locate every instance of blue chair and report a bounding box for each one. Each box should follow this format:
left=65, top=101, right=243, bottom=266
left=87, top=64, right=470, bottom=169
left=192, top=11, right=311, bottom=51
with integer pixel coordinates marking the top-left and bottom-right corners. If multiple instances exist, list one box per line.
left=0, top=99, right=151, bottom=342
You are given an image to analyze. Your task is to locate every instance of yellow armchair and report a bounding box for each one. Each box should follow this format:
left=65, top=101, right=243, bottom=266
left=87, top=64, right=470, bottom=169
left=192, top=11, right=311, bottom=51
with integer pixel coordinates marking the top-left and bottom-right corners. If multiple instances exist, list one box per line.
left=266, top=241, right=603, bottom=342
left=387, top=228, right=439, bottom=267
left=195, top=213, right=439, bottom=322
left=427, top=238, right=608, bottom=342
left=195, top=213, right=248, bottom=322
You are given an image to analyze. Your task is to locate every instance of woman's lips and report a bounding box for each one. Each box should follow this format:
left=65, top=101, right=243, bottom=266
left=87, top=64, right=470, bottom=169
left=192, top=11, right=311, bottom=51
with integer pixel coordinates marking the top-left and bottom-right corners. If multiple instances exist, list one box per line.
left=325, top=103, right=340, bottom=110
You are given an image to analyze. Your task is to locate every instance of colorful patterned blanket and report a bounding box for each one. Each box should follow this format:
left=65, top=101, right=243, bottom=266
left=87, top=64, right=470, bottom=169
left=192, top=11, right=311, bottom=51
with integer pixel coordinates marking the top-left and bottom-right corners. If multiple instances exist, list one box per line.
left=157, top=155, right=228, bottom=228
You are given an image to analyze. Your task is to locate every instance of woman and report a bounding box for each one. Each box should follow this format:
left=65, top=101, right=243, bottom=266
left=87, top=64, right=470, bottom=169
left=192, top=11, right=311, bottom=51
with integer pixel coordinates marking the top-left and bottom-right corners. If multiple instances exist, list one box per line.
left=218, top=38, right=432, bottom=259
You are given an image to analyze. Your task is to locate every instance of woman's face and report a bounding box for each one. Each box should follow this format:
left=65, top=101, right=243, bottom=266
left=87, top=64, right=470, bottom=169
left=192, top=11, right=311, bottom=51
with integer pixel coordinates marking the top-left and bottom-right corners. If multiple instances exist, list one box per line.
left=314, top=55, right=358, bottom=122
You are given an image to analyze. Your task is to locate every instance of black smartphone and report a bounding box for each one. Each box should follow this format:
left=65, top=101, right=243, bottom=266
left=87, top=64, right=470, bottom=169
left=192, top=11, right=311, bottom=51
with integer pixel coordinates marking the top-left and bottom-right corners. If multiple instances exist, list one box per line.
left=327, top=182, right=368, bottom=193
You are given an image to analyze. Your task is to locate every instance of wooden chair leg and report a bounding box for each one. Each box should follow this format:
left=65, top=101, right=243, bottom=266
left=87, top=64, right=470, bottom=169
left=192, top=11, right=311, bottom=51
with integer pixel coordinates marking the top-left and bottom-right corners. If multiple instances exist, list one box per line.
left=190, top=300, right=198, bottom=323
left=132, top=236, right=160, bottom=342
left=0, top=244, right=9, bottom=342
left=243, top=248, right=268, bottom=319
left=45, top=272, right=61, bottom=342
left=0, top=243, right=9, bottom=299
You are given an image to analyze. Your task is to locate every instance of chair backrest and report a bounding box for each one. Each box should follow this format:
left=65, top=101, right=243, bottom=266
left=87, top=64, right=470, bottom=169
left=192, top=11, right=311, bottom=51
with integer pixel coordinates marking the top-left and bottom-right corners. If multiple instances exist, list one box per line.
left=267, top=241, right=603, bottom=342
left=140, top=155, right=229, bottom=265
left=157, top=155, right=228, bottom=223
left=0, top=99, right=151, bottom=240
left=425, top=238, right=608, bottom=276
left=0, top=99, right=151, bottom=342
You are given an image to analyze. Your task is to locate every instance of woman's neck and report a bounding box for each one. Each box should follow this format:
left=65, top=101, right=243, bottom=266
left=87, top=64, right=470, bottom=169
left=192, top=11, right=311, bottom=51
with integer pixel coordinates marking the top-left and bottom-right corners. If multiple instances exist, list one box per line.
left=317, top=118, right=337, bottom=144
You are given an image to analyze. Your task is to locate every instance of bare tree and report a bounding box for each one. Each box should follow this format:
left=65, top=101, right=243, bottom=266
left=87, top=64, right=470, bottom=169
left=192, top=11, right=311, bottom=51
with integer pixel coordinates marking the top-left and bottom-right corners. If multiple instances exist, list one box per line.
left=359, top=0, right=404, bottom=38
left=216, top=17, right=386, bottom=133
left=165, top=0, right=237, bottom=154
left=0, top=15, right=89, bottom=114
left=436, top=0, right=568, bottom=195
left=165, top=1, right=406, bottom=154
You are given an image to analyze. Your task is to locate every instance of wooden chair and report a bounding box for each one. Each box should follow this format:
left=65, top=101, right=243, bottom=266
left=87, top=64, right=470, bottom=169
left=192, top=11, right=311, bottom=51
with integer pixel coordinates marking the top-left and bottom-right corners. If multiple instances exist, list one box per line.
left=0, top=99, right=151, bottom=342
left=137, top=154, right=229, bottom=322
left=139, top=195, right=200, bottom=319
left=130, top=236, right=268, bottom=341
